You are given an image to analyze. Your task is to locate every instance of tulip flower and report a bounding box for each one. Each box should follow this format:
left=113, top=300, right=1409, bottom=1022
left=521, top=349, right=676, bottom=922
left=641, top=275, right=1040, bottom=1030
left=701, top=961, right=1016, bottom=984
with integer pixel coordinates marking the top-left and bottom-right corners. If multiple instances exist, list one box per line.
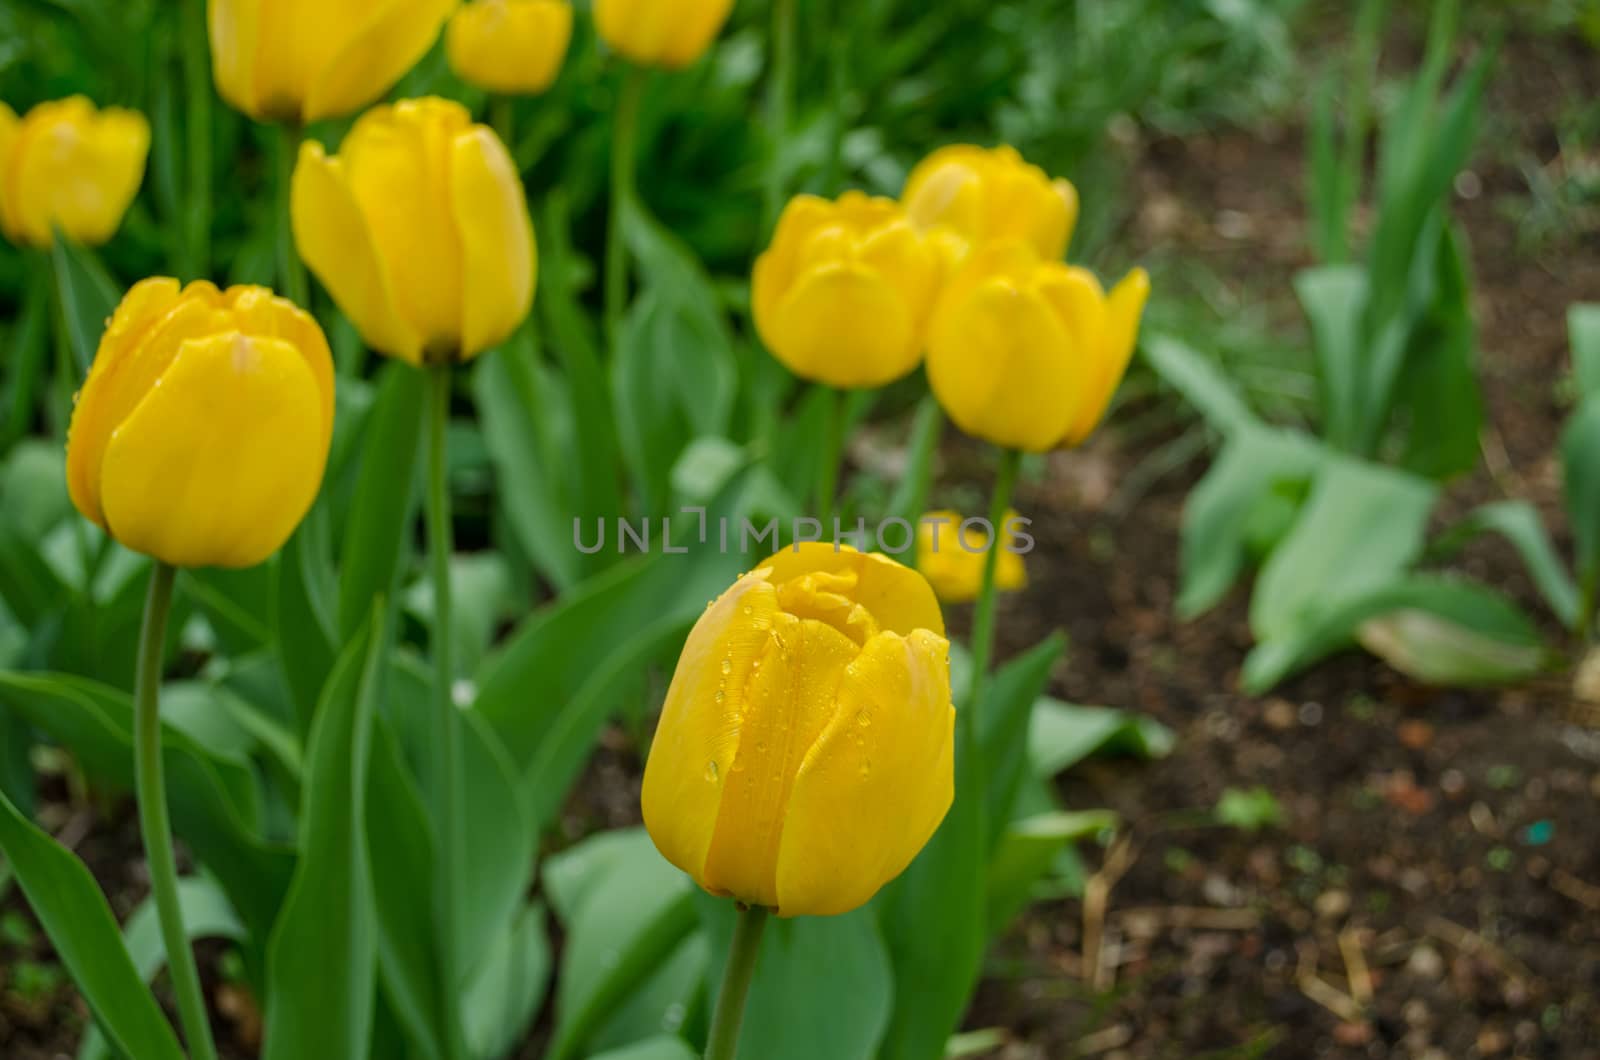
left=594, top=0, right=735, bottom=69
left=447, top=0, right=572, bottom=95
left=753, top=192, right=942, bottom=389
left=66, top=278, right=335, bottom=570
left=643, top=544, right=954, bottom=919
left=208, top=0, right=457, bottom=125
left=0, top=97, right=149, bottom=248
left=927, top=243, right=1150, bottom=453
left=902, top=144, right=1079, bottom=263
left=917, top=510, right=1028, bottom=605
left=291, top=97, right=536, bottom=364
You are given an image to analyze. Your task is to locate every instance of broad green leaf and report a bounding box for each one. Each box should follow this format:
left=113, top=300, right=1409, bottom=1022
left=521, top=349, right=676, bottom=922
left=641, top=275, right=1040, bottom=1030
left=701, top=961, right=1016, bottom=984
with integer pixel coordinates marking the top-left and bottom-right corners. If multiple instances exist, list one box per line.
left=0, top=787, right=185, bottom=1060
left=1294, top=265, right=1368, bottom=449
left=79, top=877, right=246, bottom=1060
left=589, top=1037, right=699, bottom=1060
left=1, top=269, right=49, bottom=452
left=1027, top=699, right=1175, bottom=778
left=275, top=513, right=338, bottom=736
left=337, top=362, right=424, bottom=642
left=1177, top=425, right=1321, bottom=618
left=184, top=564, right=275, bottom=657
left=546, top=828, right=699, bottom=1060
left=457, top=710, right=537, bottom=977
left=971, top=634, right=1067, bottom=846
left=0, top=440, right=70, bottom=538
left=1570, top=304, right=1600, bottom=399
left=0, top=707, right=31, bottom=817
left=1140, top=333, right=1257, bottom=437
left=404, top=553, right=512, bottom=680
left=263, top=616, right=383, bottom=1060
left=0, top=519, right=68, bottom=630
left=1430, top=500, right=1579, bottom=629
left=987, top=811, right=1116, bottom=932
left=1250, top=455, right=1437, bottom=641
left=1563, top=400, right=1600, bottom=586
left=463, top=903, right=552, bottom=1060
left=49, top=237, right=121, bottom=373
left=1391, top=221, right=1480, bottom=480
left=588, top=934, right=706, bottom=1055
left=699, top=898, right=892, bottom=1060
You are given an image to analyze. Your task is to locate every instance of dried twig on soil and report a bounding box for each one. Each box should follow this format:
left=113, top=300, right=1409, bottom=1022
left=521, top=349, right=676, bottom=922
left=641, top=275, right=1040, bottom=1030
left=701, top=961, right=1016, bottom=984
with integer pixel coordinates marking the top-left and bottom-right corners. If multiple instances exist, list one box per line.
left=1081, top=835, right=1138, bottom=992
left=1550, top=868, right=1600, bottom=911
left=1424, top=915, right=1537, bottom=988
left=1076, top=1024, right=1133, bottom=1055
left=1338, top=927, right=1374, bottom=1006
left=1114, top=906, right=1260, bottom=934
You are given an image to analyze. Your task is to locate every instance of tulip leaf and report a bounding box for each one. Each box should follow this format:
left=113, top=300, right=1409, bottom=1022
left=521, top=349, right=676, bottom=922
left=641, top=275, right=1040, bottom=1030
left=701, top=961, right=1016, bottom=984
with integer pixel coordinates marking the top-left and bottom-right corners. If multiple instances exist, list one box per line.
left=183, top=564, right=276, bottom=656
left=589, top=1037, right=699, bottom=1060
left=462, top=902, right=552, bottom=1060
left=49, top=236, right=121, bottom=373
left=456, top=709, right=537, bottom=979
left=78, top=877, right=247, bottom=1060
left=0, top=670, right=293, bottom=939
left=1027, top=699, right=1175, bottom=779
left=337, top=361, right=425, bottom=643
left=1569, top=304, right=1600, bottom=400
left=276, top=512, right=339, bottom=737
left=262, top=612, right=383, bottom=1060
left=987, top=811, right=1117, bottom=933
left=970, top=632, right=1067, bottom=846
left=0, top=786, right=186, bottom=1060
left=1429, top=499, right=1580, bottom=630
left=1141, top=332, right=1258, bottom=438
left=1563, top=400, right=1600, bottom=588
left=545, top=828, right=699, bottom=1060
left=1, top=267, right=50, bottom=452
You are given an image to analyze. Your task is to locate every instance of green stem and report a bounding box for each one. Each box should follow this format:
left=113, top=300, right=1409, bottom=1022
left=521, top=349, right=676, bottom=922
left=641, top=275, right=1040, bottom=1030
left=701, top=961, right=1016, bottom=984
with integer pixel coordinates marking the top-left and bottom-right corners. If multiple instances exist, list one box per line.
left=1578, top=568, right=1598, bottom=644
left=183, top=0, right=212, bottom=279
left=889, top=395, right=944, bottom=531
left=276, top=124, right=309, bottom=307
left=605, top=70, right=646, bottom=348
left=425, top=365, right=467, bottom=1060
left=761, top=0, right=797, bottom=235
left=704, top=904, right=769, bottom=1060
left=816, top=386, right=846, bottom=530
left=134, top=563, right=219, bottom=1060
left=491, top=96, right=516, bottom=158
left=963, top=448, right=1021, bottom=763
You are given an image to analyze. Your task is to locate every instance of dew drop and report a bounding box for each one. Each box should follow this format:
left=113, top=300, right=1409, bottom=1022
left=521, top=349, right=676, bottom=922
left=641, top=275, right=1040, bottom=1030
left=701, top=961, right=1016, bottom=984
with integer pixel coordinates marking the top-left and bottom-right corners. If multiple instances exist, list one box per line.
left=721, top=658, right=733, bottom=675
left=704, top=760, right=719, bottom=782
left=859, top=760, right=872, bottom=778
left=714, top=690, right=725, bottom=704
left=742, top=604, right=754, bottom=616
left=855, top=709, right=872, bottom=728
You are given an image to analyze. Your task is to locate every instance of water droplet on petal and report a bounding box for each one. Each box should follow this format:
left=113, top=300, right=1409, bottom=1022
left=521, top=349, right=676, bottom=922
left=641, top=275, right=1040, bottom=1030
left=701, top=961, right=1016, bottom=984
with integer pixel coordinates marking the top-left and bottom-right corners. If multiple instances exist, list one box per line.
left=742, top=604, right=754, bottom=616
left=721, top=659, right=733, bottom=675
left=705, top=760, right=719, bottom=782
left=714, top=690, right=725, bottom=704
left=856, top=709, right=871, bottom=728
left=859, top=760, right=872, bottom=778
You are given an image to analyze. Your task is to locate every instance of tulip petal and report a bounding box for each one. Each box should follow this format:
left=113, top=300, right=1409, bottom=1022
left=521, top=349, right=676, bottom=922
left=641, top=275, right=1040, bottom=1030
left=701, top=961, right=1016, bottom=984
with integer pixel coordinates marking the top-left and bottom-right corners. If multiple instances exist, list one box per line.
left=292, top=142, right=423, bottom=364
left=642, top=571, right=782, bottom=893
left=304, top=0, right=457, bottom=123
left=1063, top=267, right=1149, bottom=447
left=770, top=264, right=918, bottom=388
left=776, top=629, right=954, bottom=917
left=702, top=612, right=860, bottom=908
left=0, top=103, right=20, bottom=242
left=660, top=0, right=735, bottom=68
left=224, top=286, right=337, bottom=447
left=7, top=99, right=149, bottom=246
left=208, top=0, right=264, bottom=119
left=100, top=332, right=326, bottom=569
left=451, top=127, right=536, bottom=359
left=448, top=0, right=572, bottom=95
left=758, top=544, right=945, bottom=638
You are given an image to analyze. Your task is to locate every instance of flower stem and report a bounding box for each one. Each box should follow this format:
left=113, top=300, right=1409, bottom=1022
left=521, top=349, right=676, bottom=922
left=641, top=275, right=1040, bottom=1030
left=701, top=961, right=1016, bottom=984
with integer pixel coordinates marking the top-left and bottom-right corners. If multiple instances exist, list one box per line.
left=425, top=365, right=467, bottom=1060
left=761, top=0, right=797, bottom=235
left=134, top=563, right=218, bottom=1060
left=275, top=123, right=309, bottom=307
left=605, top=69, right=646, bottom=348
left=491, top=96, right=516, bottom=157
left=705, top=904, right=769, bottom=1060
left=966, top=448, right=1021, bottom=710
left=183, top=0, right=212, bottom=279
left=816, top=386, right=846, bottom=531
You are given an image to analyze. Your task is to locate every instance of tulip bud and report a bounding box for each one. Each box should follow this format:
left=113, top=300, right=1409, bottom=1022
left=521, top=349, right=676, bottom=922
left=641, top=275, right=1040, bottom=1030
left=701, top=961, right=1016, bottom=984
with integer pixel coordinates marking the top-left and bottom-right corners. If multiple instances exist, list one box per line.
left=594, top=0, right=735, bottom=69
left=753, top=192, right=941, bottom=389
left=643, top=545, right=954, bottom=918
left=208, top=0, right=457, bottom=124
left=291, top=97, right=536, bottom=365
left=916, top=510, right=1028, bottom=605
left=902, top=144, right=1079, bottom=263
left=66, top=279, right=336, bottom=570
left=0, top=97, right=149, bottom=249
left=447, top=0, right=572, bottom=96
left=927, top=244, right=1149, bottom=453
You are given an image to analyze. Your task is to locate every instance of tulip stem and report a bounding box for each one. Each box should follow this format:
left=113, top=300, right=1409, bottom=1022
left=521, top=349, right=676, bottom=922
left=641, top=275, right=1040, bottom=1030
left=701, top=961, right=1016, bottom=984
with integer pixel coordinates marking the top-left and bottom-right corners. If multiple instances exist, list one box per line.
left=605, top=69, right=646, bottom=348
left=425, top=365, right=467, bottom=1060
left=276, top=124, right=309, bottom=308
left=183, top=0, right=211, bottom=279
left=705, top=904, right=769, bottom=1060
left=965, top=447, right=1021, bottom=718
left=134, top=562, right=219, bottom=1060
left=816, top=386, right=846, bottom=530
left=762, top=0, right=797, bottom=235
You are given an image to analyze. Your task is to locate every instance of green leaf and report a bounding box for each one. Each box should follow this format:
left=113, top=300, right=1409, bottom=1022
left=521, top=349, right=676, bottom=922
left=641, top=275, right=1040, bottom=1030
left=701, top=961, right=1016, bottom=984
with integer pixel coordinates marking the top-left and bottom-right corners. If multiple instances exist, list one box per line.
left=1027, top=699, right=1175, bottom=778
left=886, top=394, right=944, bottom=529
left=404, top=554, right=513, bottom=680
left=463, top=903, right=552, bottom=1060
left=1563, top=400, right=1600, bottom=585
left=1569, top=304, right=1600, bottom=400
left=1177, top=426, right=1322, bottom=618
left=987, top=811, right=1116, bottom=932
left=1249, top=455, right=1437, bottom=642
left=275, top=514, right=339, bottom=736
left=78, top=877, right=247, bottom=1060
left=589, top=1037, right=699, bottom=1060
left=457, top=710, right=537, bottom=977
left=699, top=899, right=892, bottom=1060
left=0, top=440, right=71, bottom=538
left=969, top=634, right=1067, bottom=846
left=545, top=829, right=699, bottom=1060
left=337, top=362, right=424, bottom=643
left=1430, top=500, right=1579, bottom=629
left=1140, top=333, right=1257, bottom=437
left=262, top=615, right=384, bottom=1060
left=49, top=237, right=121, bottom=373
left=1294, top=265, right=1368, bottom=449
left=1214, top=787, right=1285, bottom=833
left=0, top=786, right=185, bottom=1060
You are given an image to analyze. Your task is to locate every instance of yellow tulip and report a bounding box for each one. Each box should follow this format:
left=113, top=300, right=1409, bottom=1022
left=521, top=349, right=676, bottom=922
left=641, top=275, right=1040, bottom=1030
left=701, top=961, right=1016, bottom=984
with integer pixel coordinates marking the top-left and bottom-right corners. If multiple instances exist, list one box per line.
left=902, top=144, right=1079, bottom=263
left=208, top=0, right=457, bottom=124
left=643, top=544, right=954, bottom=917
left=0, top=97, right=149, bottom=249
left=447, top=0, right=572, bottom=95
left=916, top=510, right=1028, bottom=605
left=594, top=0, right=734, bottom=69
left=66, top=279, right=335, bottom=570
left=753, top=192, right=941, bottom=389
left=927, top=243, right=1149, bottom=453
left=292, top=97, right=536, bottom=365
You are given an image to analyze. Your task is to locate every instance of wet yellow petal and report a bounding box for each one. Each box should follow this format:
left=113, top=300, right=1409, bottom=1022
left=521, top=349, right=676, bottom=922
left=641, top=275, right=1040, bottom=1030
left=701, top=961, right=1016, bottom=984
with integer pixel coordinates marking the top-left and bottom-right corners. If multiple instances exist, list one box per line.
left=758, top=544, right=945, bottom=638
left=304, top=0, right=457, bottom=123
left=291, top=141, right=423, bottom=364
left=702, top=612, right=860, bottom=908
left=1062, top=267, right=1149, bottom=447
left=224, top=286, right=337, bottom=447
left=642, top=571, right=781, bottom=891
left=99, top=332, right=326, bottom=569
left=776, top=629, right=953, bottom=916
left=447, top=0, right=572, bottom=95
left=450, top=126, right=536, bottom=359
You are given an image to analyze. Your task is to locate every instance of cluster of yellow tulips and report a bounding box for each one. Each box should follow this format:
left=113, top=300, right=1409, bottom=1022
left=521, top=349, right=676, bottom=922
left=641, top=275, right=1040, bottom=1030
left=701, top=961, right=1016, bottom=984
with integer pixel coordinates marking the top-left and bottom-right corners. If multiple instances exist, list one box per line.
left=0, top=1, right=1148, bottom=1058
